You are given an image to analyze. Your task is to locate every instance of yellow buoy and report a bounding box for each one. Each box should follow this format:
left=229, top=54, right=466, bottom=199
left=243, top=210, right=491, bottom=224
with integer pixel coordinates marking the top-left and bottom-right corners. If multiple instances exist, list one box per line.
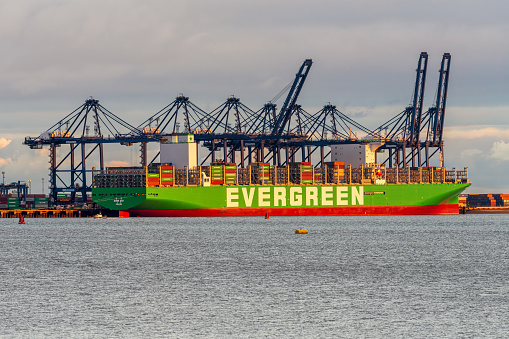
left=295, top=229, right=308, bottom=234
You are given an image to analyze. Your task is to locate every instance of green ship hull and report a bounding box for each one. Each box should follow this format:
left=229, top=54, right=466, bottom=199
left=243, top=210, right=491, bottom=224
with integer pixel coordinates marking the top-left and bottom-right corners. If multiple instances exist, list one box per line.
left=92, top=183, right=470, bottom=217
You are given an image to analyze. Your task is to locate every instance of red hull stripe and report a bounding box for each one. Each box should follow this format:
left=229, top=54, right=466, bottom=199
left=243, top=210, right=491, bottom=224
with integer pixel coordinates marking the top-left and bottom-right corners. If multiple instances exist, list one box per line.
left=130, top=204, right=459, bottom=217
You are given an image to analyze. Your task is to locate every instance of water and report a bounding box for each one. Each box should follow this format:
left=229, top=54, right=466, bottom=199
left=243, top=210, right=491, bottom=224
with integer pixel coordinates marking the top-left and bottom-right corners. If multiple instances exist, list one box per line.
left=1, top=215, right=508, bottom=338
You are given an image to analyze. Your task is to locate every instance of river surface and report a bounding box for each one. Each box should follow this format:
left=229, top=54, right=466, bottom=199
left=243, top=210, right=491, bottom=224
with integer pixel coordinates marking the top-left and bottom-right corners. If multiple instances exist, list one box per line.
left=1, top=215, right=508, bottom=338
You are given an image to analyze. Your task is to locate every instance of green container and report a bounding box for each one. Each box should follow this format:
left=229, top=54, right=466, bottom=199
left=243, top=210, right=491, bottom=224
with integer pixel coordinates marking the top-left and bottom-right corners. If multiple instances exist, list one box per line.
left=147, top=173, right=160, bottom=178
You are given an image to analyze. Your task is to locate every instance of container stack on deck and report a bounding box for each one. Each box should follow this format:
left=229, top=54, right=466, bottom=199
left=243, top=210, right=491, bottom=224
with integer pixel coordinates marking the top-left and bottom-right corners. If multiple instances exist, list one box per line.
left=224, top=163, right=238, bottom=185
left=144, top=163, right=170, bottom=187
left=251, top=162, right=271, bottom=185
left=160, top=165, right=174, bottom=186
left=147, top=167, right=160, bottom=187
left=326, top=161, right=345, bottom=184
left=288, top=162, right=314, bottom=184
left=93, top=164, right=469, bottom=189
left=210, top=163, right=224, bottom=185
left=300, top=162, right=314, bottom=184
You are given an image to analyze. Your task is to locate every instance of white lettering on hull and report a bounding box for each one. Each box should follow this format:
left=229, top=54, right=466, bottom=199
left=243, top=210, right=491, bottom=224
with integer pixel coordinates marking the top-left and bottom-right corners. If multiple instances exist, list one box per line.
left=337, top=187, right=348, bottom=206
left=226, top=188, right=239, bottom=207
left=258, top=187, right=271, bottom=207
left=226, top=186, right=366, bottom=208
left=242, top=187, right=255, bottom=207
left=289, top=187, right=302, bottom=206
left=305, top=187, right=318, bottom=206
left=351, top=186, right=364, bottom=205
left=321, top=187, right=333, bottom=206
left=274, top=187, right=286, bottom=206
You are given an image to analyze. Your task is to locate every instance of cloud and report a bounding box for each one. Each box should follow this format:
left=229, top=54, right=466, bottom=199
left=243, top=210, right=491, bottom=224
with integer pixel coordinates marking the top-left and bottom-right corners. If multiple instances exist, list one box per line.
left=0, top=138, right=12, bottom=149
left=0, top=158, right=12, bottom=166
left=490, top=141, right=509, bottom=161
left=445, top=127, right=509, bottom=140
left=460, top=148, right=483, bottom=159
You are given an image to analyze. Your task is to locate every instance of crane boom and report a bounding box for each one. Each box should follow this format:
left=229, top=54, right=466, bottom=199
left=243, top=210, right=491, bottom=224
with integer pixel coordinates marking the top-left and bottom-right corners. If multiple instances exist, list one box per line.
left=272, top=59, right=313, bottom=135
left=431, top=53, right=451, bottom=145
left=409, top=52, right=428, bottom=146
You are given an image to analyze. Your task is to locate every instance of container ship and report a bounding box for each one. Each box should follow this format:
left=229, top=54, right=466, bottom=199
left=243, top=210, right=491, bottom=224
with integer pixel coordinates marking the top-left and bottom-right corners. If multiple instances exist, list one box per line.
left=92, top=134, right=470, bottom=217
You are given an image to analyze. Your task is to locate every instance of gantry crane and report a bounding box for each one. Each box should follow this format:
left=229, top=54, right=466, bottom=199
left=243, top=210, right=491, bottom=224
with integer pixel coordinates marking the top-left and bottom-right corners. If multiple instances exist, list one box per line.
left=23, top=98, right=146, bottom=203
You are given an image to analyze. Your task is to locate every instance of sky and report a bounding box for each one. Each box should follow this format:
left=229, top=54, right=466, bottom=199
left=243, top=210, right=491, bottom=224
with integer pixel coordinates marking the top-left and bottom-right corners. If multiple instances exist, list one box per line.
left=1, top=0, right=509, bottom=194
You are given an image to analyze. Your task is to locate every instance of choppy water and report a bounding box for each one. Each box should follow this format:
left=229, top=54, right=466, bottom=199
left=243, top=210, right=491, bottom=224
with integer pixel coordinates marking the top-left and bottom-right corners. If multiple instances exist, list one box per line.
left=1, top=215, right=508, bottom=338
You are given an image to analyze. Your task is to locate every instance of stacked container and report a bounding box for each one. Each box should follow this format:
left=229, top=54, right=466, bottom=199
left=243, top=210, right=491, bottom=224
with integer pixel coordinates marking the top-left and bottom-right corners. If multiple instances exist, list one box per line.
left=160, top=165, right=174, bottom=186
left=34, top=195, right=49, bottom=209
left=0, top=195, right=7, bottom=209
left=98, top=167, right=145, bottom=188
left=147, top=164, right=160, bottom=187
left=251, top=163, right=270, bottom=184
left=276, top=167, right=288, bottom=185
left=466, top=194, right=509, bottom=207
left=210, top=163, right=224, bottom=185
left=57, top=193, right=71, bottom=203
left=106, top=167, right=145, bottom=175
left=0, top=194, right=48, bottom=210
left=326, top=161, right=345, bottom=184
left=300, top=162, right=313, bottom=184
left=289, top=163, right=301, bottom=184
left=314, top=172, right=323, bottom=184
left=224, top=163, right=238, bottom=185
left=288, top=162, right=313, bottom=184
left=8, top=196, right=19, bottom=210
left=458, top=194, right=467, bottom=207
